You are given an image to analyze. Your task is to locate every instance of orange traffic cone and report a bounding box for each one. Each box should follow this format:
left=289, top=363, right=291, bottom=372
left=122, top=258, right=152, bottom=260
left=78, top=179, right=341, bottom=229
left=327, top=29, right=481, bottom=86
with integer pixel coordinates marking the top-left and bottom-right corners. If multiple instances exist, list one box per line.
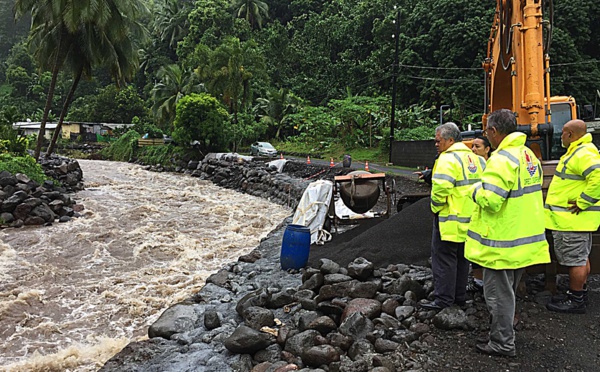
left=280, top=153, right=284, bottom=160
left=330, top=158, right=334, bottom=167
left=365, top=161, right=370, bottom=172
left=307, top=156, right=311, bottom=165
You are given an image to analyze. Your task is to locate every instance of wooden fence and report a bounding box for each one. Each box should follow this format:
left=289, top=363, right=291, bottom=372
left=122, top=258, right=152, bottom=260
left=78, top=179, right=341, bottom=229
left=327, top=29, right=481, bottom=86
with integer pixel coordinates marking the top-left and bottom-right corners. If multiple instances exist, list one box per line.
left=137, top=138, right=165, bottom=147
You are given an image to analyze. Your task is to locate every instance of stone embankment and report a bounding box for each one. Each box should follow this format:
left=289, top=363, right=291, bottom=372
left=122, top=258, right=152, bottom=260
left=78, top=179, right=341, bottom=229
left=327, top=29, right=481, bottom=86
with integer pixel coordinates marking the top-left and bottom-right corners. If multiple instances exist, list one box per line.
left=0, top=155, right=83, bottom=228
left=100, top=217, right=484, bottom=371
left=99, top=155, right=482, bottom=371
left=144, top=154, right=356, bottom=210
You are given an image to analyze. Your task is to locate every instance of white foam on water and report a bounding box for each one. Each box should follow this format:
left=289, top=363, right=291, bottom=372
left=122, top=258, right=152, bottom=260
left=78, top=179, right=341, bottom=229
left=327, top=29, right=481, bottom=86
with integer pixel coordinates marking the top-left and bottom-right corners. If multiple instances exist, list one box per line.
left=3, top=336, right=130, bottom=372
left=0, top=160, right=291, bottom=371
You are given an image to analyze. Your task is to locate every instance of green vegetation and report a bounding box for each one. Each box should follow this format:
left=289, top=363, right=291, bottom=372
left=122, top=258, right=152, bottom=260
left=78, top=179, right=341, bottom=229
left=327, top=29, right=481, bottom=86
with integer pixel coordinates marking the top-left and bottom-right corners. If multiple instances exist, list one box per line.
left=172, top=93, right=229, bottom=152
left=101, top=130, right=141, bottom=162
left=136, top=144, right=186, bottom=167
left=0, top=0, right=596, bottom=162
left=0, top=154, right=49, bottom=184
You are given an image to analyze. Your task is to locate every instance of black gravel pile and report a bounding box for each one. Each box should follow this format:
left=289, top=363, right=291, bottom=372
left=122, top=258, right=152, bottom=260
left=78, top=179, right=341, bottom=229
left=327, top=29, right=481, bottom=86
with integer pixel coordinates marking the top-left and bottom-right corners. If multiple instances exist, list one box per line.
left=309, top=198, right=433, bottom=268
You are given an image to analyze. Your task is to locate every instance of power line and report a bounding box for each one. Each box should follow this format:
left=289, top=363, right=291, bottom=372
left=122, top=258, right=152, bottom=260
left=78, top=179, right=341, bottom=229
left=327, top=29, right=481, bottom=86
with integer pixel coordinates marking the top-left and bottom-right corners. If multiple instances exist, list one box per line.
left=398, top=63, right=480, bottom=70
left=403, top=75, right=484, bottom=83
left=550, top=60, right=599, bottom=67
left=395, top=59, right=599, bottom=71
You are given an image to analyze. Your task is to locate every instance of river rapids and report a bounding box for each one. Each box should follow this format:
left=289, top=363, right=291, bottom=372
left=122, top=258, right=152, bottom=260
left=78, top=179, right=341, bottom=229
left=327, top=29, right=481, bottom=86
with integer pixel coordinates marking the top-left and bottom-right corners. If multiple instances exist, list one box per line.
left=0, top=160, right=291, bottom=371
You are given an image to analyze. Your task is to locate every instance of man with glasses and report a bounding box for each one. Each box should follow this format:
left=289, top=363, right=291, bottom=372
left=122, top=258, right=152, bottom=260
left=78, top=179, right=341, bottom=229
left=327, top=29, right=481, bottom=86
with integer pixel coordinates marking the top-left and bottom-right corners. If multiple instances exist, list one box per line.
left=420, top=122, right=485, bottom=311
left=465, top=109, right=550, bottom=357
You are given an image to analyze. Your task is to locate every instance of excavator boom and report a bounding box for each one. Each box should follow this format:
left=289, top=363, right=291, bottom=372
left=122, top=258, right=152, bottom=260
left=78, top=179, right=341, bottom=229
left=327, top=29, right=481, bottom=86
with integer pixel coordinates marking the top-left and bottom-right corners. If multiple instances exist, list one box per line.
left=483, top=0, right=576, bottom=159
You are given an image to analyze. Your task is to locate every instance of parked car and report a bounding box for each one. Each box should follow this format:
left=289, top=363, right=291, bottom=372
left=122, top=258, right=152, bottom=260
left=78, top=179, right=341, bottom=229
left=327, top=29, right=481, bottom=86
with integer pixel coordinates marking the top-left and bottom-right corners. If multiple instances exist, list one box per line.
left=250, top=142, right=278, bottom=157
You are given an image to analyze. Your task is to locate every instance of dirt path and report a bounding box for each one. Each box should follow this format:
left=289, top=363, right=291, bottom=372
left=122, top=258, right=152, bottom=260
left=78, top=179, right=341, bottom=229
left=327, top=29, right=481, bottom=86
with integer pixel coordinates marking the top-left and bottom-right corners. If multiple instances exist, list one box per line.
left=430, top=276, right=600, bottom=371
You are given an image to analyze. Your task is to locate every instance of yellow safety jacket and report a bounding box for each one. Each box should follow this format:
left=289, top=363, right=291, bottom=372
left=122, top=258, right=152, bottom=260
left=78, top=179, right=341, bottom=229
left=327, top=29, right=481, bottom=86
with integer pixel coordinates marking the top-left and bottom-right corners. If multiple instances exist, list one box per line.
left=545, top=133, right=600, bottom=231
left=465, top=132, right=550, bottom=269
left=431, top=142, right=485, bottom=242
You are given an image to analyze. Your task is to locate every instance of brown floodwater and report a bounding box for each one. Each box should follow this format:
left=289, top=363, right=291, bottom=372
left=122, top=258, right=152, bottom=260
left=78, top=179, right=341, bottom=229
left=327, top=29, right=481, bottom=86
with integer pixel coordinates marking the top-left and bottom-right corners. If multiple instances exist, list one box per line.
left=0, top=160, right=291, bottom=371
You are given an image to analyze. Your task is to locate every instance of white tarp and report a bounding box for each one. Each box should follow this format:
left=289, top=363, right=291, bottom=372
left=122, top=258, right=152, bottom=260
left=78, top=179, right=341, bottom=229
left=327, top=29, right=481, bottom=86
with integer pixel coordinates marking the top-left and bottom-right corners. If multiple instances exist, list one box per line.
left=266, top=159, right=287, bottom=173
left=292, top=180, right=334, bottom=244
left=334, top=198, right=375, bottom=219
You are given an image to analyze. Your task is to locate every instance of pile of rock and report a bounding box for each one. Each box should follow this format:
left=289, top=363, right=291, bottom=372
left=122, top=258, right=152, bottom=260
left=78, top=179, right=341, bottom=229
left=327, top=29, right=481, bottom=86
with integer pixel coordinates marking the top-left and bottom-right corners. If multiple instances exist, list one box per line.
left=102, top=218, right=486, bottom=371
left=187, top=157, right=334, bottom=210
left=0, top=155, right=84, bottom=228
left=39, top=154, right=85, bottom=192
left=0, top=171, right=82, bottom=227
left=218, top=256, right=480, bottom=371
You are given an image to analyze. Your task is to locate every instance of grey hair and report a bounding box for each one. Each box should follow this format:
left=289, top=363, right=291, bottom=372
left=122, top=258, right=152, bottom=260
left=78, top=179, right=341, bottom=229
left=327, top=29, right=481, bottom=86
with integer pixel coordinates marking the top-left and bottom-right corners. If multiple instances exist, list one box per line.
left=435, top=122, right=462, bottom=142
left=487, top=109, right=516, bottom=135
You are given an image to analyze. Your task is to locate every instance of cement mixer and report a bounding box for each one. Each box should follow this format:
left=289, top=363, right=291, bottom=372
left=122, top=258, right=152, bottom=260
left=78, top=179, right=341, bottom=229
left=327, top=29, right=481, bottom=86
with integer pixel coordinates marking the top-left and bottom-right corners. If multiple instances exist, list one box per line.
left=332, top=171, right=390, bottom=226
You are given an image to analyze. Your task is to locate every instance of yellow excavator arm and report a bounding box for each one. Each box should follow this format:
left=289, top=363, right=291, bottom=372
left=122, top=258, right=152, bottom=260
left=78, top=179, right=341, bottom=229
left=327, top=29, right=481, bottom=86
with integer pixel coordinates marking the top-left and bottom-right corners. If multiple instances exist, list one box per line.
left=482, top=0, right=576, bottom=159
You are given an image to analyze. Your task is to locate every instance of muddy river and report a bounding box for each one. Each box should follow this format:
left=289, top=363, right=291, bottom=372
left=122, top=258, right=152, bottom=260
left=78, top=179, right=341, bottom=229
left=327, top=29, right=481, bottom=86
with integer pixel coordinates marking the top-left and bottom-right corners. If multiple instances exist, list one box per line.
left=0, top=160, right=291, bottom=371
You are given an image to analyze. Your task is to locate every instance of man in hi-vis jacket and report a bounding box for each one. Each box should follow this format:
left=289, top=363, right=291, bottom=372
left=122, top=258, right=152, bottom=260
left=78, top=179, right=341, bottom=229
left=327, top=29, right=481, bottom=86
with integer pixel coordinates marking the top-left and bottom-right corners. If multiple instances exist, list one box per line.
left=466, top=109, right=550, bottom=357
left=545, top=119, right=600, bottom=314
left=421, top=122, right=485, bottom=311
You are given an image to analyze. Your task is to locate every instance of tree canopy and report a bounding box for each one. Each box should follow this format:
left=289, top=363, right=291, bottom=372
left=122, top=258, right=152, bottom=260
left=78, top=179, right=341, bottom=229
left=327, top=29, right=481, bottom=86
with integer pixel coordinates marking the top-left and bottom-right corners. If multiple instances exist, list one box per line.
left=0, top=0, right=598, bottom=156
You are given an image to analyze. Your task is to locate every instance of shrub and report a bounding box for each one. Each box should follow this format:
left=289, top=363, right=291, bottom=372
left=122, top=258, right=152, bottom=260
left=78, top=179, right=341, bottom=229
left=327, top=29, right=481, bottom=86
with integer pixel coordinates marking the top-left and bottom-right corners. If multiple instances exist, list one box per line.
left=396, top=126, right=436, bottom=141
left=0, top=154, right=49, bottom=184
left=101, top=129, right=141, bottom=162
left=136, top=144, right=187, bottom=167
left=0, top=136, right=29, bottom=154
left=172, top=93, right=229, bottom=152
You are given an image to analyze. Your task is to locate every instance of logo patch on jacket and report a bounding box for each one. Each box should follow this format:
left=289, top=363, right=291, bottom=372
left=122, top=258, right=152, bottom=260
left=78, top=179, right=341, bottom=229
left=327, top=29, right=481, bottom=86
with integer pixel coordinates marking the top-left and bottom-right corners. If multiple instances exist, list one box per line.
left=467, top=155, right=478, bottom=173
left=525, top=151, right=537, bottom=176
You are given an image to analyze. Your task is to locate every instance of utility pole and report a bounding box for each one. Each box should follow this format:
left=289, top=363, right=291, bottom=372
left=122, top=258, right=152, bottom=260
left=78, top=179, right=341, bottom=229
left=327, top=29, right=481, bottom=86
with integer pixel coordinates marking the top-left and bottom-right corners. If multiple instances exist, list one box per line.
left=389, top=6, right=400, bottom=164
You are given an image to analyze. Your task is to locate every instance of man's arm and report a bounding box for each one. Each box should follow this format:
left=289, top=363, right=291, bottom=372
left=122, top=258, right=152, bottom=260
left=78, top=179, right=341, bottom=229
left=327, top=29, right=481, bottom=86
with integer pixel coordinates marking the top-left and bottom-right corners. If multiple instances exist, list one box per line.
left=430, top=155, right=456, bottom=214
left=472, top=154, right=517, bottom=213
left=571, top=149, right=600, bottom=213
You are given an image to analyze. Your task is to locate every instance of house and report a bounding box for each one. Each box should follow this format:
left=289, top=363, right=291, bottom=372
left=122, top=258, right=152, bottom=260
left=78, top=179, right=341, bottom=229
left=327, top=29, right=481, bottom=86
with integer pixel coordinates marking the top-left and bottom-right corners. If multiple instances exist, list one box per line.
left=13, top=121, right=135, bottom=142
left=13, top=122, right=57, bottom=139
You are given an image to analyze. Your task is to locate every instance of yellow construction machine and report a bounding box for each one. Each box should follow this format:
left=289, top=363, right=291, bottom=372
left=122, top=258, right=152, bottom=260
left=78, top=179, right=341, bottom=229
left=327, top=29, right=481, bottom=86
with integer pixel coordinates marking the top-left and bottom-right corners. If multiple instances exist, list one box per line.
left=480, top=0, right=577, bottom=160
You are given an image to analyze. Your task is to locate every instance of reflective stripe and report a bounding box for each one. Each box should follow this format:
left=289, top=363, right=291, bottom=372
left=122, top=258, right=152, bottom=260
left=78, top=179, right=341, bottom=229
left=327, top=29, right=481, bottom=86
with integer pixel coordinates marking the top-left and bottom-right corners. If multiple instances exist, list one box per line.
left=432, top=173, right=456, bottom=185
left=557, top=146, right=585, bottom=175
left=508, top=184, right=542, bottom=198
left=472, top=184, right=482, bottom=202
left=431, top=199, right=445, bottom=207
left=467, top=230, right=547, bottom=248
left=497, top=150, right=519, bottom=166
left=545, top=204, right=600, bottom=212
left=483, top=183, right=510, bottom=199
left=580, top=192, right=600, bottom=204
left=456, top=178, right=480, bottom=186
left=554, top=171, right=585, bottom=180
left=439, top=215, right=471, bottom=223
left=479, top=157, right=486, bottom=170
left=563, top=146, right=585, bottom=168
left=582, top=164, right=600, bottom=177
left=452, top=152, right=468, bottom=181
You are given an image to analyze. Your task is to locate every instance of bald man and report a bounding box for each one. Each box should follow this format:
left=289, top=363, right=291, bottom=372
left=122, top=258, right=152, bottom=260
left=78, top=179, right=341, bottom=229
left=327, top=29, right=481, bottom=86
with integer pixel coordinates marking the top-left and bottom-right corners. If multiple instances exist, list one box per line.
left=545, top=119, right=600, bottom=314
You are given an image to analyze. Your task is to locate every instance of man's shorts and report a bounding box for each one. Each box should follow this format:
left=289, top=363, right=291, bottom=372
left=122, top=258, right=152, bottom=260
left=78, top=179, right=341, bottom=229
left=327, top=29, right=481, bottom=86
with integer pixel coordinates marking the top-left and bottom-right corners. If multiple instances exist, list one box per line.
left=551, top=230, right=592, bottom=267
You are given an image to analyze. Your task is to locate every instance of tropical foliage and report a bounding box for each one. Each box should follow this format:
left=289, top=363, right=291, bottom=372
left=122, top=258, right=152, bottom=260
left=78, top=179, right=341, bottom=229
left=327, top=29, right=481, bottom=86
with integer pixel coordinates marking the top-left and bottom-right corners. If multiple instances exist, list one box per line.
left=0, top=153, right=49, bottom=184
left=172, top=93, right=229, bottom=153
left=0, top=0, right=597, bottom=159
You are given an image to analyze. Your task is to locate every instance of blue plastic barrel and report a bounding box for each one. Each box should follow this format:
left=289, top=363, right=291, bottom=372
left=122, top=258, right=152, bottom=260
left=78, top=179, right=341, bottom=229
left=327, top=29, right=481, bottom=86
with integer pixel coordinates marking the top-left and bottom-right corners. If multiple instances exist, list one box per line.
left=280, top=224, right=311, bottom=270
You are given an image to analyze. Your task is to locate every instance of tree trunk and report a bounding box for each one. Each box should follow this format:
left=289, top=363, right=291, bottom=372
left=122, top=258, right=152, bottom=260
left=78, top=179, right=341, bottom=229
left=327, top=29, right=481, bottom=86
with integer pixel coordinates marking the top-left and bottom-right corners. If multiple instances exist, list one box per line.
left=34, top=35, right=63, bottom=161
left=47, top=67, right=82, bottom=157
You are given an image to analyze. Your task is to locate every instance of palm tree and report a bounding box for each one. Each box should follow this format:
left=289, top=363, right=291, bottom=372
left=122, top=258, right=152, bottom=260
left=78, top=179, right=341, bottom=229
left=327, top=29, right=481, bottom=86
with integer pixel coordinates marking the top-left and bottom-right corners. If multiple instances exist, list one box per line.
left=232, top=0, right=269, bottom=29
left=15, top=0, right=69, bottom=160
left=15, top=0, right=148, bottom=159
left=154, top=0, right=190, bottom=50
left=254, top=88, right=299, bottom=139
left=151, top=64, right=204, bottom=129
left=46, top=5, right=148, bottom=156
left=200, top=37, right=265, bottom=125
